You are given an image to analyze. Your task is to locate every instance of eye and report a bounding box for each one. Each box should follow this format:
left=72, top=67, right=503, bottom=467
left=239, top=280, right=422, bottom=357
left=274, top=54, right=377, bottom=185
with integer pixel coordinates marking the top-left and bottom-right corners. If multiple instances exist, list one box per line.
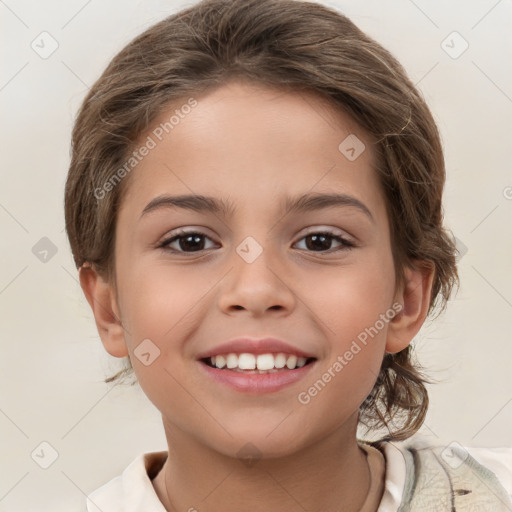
left=294, top=230, right=355, bottom=253
left=158, top=229, right=355, bottom=255
left=159, top=230, right=218, bottom=253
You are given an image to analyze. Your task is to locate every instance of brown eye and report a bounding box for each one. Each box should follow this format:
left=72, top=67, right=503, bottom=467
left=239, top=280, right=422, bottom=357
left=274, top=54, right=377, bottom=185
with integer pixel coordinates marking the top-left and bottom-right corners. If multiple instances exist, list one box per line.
left=160, top=231, right=217, bottom=253
left=294, top=231, right=354, bottom=253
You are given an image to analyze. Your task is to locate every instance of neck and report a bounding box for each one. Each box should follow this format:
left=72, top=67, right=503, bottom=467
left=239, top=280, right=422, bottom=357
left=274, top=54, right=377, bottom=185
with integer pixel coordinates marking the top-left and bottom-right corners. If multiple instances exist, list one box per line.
left=152, top=414, right=374, bottom=512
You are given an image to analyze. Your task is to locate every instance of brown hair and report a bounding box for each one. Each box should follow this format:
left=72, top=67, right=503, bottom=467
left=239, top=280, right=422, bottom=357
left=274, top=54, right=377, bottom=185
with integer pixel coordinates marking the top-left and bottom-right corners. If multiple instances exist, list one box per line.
left=64, top=0, right=459, bottom=442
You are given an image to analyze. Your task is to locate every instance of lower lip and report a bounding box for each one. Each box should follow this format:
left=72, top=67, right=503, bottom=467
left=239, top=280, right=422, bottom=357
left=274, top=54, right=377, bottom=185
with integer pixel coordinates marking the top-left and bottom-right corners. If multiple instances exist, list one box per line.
left=197, top=360, right=317, bottom=394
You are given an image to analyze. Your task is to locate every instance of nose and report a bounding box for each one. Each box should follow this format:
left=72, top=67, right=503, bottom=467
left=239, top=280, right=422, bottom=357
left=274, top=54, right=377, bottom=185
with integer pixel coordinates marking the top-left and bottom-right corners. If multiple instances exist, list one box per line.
left=216, top=238, right=297, bottom=317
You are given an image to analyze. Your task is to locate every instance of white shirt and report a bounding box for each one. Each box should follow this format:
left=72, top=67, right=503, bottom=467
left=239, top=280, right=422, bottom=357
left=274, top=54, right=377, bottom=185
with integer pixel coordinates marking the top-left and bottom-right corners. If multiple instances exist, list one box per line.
left=85, top=440, right=512, bottom=512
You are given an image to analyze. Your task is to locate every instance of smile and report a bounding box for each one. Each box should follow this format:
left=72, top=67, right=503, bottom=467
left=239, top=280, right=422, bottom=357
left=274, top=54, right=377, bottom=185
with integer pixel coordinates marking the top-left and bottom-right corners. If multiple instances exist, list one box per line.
left=202, top=352, right=316, bottom=371
left=198, top=355, right=317, bottom=394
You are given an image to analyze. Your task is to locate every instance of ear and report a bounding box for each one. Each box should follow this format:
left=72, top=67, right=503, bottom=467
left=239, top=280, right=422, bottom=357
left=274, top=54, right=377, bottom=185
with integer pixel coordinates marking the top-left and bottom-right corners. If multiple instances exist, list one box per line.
left=78, top=263, right=128, bottom=358
left=386, top=261, right=435, bottom=354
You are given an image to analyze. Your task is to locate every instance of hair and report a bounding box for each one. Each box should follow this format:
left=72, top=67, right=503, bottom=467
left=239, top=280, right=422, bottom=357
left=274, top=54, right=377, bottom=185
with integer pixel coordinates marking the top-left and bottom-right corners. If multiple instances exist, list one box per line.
left=64, top=0, right=459, bottom=442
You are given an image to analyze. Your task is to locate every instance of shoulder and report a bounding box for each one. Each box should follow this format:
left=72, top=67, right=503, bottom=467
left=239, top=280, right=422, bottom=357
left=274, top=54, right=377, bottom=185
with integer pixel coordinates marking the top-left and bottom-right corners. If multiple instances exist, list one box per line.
left=86, top=451, right=168, bottom=512
left=463, top=445, right=512, bottom=496
left=375, top=435, right=512, bottom=511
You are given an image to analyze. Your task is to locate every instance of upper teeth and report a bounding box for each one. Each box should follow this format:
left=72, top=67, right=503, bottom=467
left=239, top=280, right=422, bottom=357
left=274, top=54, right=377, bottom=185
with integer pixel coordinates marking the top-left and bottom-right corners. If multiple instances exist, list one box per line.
left=210, top=353, right=308, bottom=370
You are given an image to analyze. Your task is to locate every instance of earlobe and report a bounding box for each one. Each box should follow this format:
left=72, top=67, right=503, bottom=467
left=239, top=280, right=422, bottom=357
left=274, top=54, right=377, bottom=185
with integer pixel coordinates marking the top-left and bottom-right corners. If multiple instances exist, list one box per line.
left=385, top=261, right=435, bottom=354
left=78, top=263, right=129, bottom=358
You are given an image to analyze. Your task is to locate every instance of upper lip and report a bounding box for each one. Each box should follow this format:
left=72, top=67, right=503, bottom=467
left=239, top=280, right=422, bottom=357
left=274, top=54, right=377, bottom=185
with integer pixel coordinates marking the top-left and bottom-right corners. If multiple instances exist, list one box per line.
left=196, top=337, right=317, bottom=360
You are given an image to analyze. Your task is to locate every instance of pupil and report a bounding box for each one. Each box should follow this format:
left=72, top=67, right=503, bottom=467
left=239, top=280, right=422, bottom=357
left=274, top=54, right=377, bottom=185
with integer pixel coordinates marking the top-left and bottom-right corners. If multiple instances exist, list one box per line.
left=306, top=234, right=331, bottom=251
left=180, top=234, right=204, bottom=252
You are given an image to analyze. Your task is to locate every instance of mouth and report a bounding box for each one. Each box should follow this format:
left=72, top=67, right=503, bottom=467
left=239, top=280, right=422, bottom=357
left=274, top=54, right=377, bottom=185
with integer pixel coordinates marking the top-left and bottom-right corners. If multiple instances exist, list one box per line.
left=197, top=354, right=318, bottom=394
left=200, top=354, right=317, bottom=373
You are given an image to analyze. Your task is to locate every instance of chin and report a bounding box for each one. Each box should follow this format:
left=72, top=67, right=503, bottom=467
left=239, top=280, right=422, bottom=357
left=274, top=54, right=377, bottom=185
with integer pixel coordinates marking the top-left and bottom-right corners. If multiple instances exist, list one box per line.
left=215, top=429, right=307, bottom=460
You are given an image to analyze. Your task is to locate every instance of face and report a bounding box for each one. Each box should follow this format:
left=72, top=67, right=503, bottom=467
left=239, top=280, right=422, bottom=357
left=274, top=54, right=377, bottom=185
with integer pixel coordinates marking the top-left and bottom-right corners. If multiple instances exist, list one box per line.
left=111, top=80, right=399, bottom=457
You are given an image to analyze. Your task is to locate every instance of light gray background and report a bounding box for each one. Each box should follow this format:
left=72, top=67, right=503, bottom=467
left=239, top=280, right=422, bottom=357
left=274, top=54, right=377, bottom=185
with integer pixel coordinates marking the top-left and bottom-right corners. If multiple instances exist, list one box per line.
left=1, top=0, right=511, bottom=510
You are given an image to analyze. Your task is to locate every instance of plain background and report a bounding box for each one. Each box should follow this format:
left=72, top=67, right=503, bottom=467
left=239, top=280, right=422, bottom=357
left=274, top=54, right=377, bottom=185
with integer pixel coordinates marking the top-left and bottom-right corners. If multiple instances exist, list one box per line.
left=1, top=0, right=511, bottom=510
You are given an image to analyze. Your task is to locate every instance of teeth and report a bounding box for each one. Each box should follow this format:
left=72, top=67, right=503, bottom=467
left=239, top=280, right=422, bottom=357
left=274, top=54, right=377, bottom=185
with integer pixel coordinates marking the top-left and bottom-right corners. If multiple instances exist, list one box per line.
left=274, top=353, right=287, bottom=369
left=254, top=353, right=273, bottom=370
left=209, top=353, right=308, bottom=371
left=215, top=355, right=227, bottom=368
left=286, top=355, right=298, bottom=369
left=226, top=354, right=237, bottom=369
left=239, top=353, right=256, bottom=370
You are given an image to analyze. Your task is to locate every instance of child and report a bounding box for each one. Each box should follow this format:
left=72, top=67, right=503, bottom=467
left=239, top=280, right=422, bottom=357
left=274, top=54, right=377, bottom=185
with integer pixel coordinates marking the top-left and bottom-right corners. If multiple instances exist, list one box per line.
left=64, top=0, right=512, bottom=510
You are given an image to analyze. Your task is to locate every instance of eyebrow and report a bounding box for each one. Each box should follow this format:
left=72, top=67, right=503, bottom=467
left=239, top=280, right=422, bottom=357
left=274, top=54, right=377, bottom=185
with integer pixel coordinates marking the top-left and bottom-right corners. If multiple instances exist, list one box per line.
left=140, top=192, right=374, bottom=223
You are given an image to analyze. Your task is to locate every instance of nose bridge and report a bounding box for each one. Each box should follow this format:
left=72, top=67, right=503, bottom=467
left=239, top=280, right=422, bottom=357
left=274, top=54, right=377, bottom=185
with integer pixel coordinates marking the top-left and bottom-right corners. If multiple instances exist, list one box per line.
left=217, top=232, right=296, bottom=314
left=229, top=205, right=280, bottom=268
left=234, top=233, right=285, bottom=287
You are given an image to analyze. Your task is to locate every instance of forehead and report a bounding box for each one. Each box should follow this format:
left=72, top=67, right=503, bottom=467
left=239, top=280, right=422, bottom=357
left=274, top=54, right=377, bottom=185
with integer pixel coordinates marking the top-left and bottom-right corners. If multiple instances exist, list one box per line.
left=119, top=80, right=384, bottom=223
left=149, top=80, right=368, bottom=163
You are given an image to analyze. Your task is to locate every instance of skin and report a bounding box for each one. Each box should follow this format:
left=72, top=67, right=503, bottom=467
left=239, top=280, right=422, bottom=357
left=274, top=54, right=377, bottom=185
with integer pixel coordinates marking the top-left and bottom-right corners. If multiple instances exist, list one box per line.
left=80, top=80, right=434, bottom=512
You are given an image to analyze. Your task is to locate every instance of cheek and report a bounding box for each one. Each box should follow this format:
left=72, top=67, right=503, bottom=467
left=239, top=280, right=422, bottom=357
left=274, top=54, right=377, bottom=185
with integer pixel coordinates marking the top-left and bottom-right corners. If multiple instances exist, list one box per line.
left=117, top=259, right=220, bottom=344
left=314, top=252, right=395, bottom=390
left=319, top=256, right=395, bottom=337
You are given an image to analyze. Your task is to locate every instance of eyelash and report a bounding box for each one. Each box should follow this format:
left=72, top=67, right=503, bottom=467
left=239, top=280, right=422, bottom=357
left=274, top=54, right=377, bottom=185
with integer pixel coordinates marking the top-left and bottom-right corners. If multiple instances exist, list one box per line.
left=158, top=229, right=356, bottom=255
